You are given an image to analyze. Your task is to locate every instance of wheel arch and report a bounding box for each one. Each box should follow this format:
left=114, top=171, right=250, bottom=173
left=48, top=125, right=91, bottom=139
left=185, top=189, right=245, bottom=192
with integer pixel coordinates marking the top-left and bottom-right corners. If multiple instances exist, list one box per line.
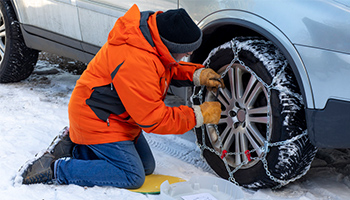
left=190, top=11, right=314, bottom=110
left=7, top=0, right=19, bottom=20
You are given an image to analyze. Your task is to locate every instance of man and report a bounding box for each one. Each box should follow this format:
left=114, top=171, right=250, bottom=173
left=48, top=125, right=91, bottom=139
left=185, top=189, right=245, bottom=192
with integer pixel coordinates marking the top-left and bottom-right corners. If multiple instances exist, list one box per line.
left=22, top=4, right=223, bottom=189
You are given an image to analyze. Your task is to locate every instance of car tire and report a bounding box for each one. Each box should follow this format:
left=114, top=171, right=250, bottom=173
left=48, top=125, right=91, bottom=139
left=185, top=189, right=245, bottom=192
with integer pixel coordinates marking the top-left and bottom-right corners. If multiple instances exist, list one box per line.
left=0, top=0, right=38, bottom=83
left=194, top=37, right=317, bottom=189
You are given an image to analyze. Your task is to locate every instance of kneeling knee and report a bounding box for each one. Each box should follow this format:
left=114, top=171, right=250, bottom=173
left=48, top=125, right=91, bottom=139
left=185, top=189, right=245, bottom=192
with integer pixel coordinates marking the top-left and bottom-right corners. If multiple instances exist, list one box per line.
left=145, top=162, right=155, bottom=175
left=128, top=174, right=145, bottom=189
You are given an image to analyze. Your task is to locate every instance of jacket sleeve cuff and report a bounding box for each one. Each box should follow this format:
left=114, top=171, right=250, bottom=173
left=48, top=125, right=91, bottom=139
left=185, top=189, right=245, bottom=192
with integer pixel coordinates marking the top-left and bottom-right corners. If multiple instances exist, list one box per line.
left=193, top=105, right=204, bottom=128
left=193, top=68, right=205, bottom=86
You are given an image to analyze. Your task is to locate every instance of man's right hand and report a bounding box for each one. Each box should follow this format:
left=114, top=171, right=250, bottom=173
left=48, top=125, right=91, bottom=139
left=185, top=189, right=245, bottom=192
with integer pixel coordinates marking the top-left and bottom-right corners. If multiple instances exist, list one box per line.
left=200, top=101, right=221, bottom=124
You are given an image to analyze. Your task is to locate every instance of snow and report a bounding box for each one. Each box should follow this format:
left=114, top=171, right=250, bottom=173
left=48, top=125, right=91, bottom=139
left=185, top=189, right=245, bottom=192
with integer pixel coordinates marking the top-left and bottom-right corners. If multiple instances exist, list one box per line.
left=1, top=55, right=350, bottom=199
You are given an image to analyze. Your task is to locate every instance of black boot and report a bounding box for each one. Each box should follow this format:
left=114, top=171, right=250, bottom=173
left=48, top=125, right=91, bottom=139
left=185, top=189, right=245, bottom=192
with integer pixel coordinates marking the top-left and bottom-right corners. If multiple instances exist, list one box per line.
left=21, top=127, right=75, bottom=184
left=22, top=153, right=55, bottom=184
left=48, top=126, right=75, bottom=159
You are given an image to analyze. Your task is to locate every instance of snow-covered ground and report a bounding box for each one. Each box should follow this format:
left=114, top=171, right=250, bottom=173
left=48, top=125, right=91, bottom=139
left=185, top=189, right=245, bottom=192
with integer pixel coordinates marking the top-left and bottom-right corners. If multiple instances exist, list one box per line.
left=1, top=54, right=350, bottom=199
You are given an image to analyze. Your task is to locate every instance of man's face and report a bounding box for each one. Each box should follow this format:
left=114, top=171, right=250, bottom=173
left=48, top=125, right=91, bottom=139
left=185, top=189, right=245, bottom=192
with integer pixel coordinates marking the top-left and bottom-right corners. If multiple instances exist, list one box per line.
left=172, top=52, right=193, bottom=62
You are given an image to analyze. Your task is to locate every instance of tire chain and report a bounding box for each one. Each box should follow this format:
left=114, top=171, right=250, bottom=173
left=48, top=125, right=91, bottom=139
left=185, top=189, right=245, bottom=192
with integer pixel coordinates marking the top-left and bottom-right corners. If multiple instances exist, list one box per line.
left=191, top=38, right=310, bottom=189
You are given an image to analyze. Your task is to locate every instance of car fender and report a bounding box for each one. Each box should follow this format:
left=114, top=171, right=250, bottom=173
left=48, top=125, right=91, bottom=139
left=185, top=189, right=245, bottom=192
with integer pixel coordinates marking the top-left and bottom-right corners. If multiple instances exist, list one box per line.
left=193, top=9, right=314, bottom=109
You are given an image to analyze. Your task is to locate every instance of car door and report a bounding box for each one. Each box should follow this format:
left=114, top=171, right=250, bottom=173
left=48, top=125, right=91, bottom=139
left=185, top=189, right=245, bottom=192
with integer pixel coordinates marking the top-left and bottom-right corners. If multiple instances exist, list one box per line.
left=12, top=0, right=81, bottom=41
left=76, top=0, right=177, bottom=54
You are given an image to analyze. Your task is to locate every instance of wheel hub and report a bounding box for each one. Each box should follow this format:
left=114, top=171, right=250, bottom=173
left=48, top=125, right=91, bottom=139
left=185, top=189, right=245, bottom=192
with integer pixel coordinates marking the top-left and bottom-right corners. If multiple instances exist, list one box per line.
left=237, top=109, right=246, bottom=122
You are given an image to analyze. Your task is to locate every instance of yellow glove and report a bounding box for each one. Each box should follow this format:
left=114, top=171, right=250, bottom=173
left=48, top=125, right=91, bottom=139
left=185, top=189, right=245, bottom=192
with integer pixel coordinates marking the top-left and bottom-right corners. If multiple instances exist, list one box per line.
left=199, top=68, right=225, bottom=92
left=200, top=101, right=221, bottom=124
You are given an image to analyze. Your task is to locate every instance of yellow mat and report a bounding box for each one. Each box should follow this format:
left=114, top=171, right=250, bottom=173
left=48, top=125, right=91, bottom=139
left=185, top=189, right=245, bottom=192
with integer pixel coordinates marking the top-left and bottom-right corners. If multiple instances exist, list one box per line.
left=128, top=174, right=185, bottom=194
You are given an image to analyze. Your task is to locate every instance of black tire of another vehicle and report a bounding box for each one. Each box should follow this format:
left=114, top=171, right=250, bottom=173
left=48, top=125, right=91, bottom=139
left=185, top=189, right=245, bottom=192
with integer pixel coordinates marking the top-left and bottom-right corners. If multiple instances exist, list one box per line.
left=194, top=37, right=318, bottom=189
left=0, top=0, right=38, bottom=83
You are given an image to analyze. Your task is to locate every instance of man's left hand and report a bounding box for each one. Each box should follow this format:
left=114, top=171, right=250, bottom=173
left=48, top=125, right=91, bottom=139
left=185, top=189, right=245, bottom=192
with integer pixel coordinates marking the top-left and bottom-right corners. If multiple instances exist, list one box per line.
left=199, top=68, right=225, bottom=92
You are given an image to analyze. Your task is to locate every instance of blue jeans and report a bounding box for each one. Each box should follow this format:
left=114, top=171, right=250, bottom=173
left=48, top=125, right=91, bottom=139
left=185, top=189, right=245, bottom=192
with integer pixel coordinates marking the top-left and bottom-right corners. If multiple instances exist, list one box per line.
left=54, top=133, right=155, bottom=189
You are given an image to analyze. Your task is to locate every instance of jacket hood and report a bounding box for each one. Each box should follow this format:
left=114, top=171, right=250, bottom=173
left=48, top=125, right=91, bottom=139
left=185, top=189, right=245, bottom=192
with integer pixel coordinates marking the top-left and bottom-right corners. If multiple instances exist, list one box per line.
left=108, top=4, right=177, bottom=67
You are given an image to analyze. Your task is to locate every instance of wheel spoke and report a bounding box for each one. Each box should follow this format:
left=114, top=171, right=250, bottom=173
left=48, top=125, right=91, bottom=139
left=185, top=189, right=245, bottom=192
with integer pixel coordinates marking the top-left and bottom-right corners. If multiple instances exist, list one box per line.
left=0, top=23, right=5, bottom=56
left=0, top=24, right=5, bottom=35
left=248, top=106, right=268, bottom=115
left=216, top=87, right=230, bottom=108
left=242, top=75, right=258, bottom=104
left=246, top=136, right=263, bottom=156
left=234, top=132, right=241, bottom=165
left=222, top=128, right=234, bottom=150
left=206, top=126, right=221, bottom=149
left=246, top=82, right=265, bottom=109
left=245, top=126, right=264, bottom=156
left=250, top=116, right=268, bottom=124
left=0, top=42, right=5, bottom=53
left=228, top=67, right=236, bottom=100
left=235, top=67, right=243, bottom=100
left=0, top=48, right=4, bottom=57
left=246, top=123, right=265, bottom=146
left=240, top=132, right=248, bottom=162
left=218, top=117, right=228, bottom=125
left=220, top=124, right=231, bottom=141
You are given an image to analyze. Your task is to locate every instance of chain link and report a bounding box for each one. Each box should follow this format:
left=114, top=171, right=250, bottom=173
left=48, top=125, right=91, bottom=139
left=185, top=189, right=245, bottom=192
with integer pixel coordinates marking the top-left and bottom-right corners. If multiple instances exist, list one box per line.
left=191, top=39, right=309, bottom=189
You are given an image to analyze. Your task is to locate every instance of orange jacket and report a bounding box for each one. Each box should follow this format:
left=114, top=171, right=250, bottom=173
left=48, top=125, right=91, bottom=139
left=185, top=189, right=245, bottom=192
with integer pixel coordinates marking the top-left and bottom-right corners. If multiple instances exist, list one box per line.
left=68, top=4, right=204, bottom=145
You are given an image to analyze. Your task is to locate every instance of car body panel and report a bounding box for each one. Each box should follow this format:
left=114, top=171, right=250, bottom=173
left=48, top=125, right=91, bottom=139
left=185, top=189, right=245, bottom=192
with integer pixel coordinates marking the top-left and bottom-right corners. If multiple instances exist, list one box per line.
left=12, top=0, right=81, bottom=40
left=76, top=0, right=177, bottom=47
left=296, top=45, right=350, bottom=108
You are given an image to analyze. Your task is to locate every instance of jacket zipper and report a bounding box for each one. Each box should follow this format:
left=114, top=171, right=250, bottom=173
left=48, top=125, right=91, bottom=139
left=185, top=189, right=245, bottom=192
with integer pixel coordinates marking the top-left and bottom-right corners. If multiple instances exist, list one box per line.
left=107, top=118, right=110, bottom=126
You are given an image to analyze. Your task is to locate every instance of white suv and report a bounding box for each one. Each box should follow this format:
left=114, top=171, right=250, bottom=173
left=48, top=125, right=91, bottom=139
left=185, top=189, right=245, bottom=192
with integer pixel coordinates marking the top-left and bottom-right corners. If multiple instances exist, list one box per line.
left=2, top=0, right=350, bottom=189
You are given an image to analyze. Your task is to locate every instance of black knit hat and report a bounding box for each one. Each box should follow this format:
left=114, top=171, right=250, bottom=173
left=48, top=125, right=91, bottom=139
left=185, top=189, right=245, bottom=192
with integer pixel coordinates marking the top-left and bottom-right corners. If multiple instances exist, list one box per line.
left=156, top=8, right=202, bottom=53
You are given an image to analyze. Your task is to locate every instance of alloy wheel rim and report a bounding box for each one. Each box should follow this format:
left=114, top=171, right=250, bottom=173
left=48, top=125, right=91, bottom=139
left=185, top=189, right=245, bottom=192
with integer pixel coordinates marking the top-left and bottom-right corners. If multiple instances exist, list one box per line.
left=205, top=63, right=271, bottom=169
left=0, top=11, right=6, bottom=64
